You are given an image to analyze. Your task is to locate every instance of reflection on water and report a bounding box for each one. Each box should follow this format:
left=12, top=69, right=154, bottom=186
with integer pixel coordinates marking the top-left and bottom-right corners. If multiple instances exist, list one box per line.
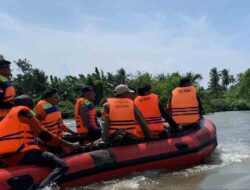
left=63, top=111, right=250, bottom=190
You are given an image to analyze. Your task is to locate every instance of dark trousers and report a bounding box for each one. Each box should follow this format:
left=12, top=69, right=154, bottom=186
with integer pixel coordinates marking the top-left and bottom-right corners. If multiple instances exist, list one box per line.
left=18, top=150, right=69, bottom=189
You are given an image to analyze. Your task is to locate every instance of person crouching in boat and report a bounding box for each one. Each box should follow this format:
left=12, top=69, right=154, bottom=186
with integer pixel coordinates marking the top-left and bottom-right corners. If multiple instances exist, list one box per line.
left=35, top=89, right=78, bottom=155
left=74, top=85, right=101, bottom=144
left=167, top=77, right=203, bottom=129
left=101, top=84, right=152, bottom=144
left=134, top=84, right=182, bottom=138
left=0, top=95, right=79, bottom=189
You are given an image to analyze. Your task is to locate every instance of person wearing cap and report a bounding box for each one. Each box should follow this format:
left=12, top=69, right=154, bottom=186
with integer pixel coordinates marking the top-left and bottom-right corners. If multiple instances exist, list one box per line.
left=0, top=59, right=16, bottom=121
left=101, top=84, right=151, bottom=143
left=0, top=95, right=79, bottom=189
left=167, top=77, right=203, bottom=127
left=134, top=84, right=182, bottom=138
left=74, top=85, right=101, bottom=143
left=35, top=89, right=77, bottom=154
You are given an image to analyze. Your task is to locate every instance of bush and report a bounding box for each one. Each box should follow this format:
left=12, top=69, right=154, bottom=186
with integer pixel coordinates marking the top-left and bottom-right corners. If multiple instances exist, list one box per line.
left=59, top=101, right=75, bottom=118
left=205, top=98, right=250, bottom=113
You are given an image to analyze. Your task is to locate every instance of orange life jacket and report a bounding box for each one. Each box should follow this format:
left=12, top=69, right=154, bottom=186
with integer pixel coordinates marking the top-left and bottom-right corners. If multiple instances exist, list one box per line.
left=0, top=106, right=40, bottom=156
left=170, top=86, right=200, bottom=124
left=0, top=75, right=16, bottom=120
left=107, top=98, right=137, bottom=137
left=74, top=97, right=99, bottom=134
left=134, top=93, right=164, bottom=136
left=35, top=100, right=63, bottom=137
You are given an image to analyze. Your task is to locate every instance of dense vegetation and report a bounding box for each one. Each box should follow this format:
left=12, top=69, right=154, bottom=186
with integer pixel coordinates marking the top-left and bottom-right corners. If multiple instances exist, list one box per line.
left=1, top=55, right=250, bottom=118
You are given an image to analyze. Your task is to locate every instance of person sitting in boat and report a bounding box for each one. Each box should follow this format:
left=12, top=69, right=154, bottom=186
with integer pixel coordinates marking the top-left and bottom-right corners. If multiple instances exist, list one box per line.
left=35, top=89, right=77, bottom=154
left=0, top=59, right=16, bottom=121
left=101, top=84, right=152, bottom=144
left=0, top=95, right=79, bottom=189
left=167, top=77, right=203, bottom=128
left=74, top=85, right=101, bottom=143
left=134, top=84, right=182, bottom=138
left=35, top=88, right=76, bottom=137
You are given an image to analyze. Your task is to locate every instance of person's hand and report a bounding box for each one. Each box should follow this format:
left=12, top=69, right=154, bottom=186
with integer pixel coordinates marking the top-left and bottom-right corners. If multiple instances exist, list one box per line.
left=93, top=138, right=108, bottom=146
left=71, top=131, right=78, bottom=136
left=177, top=125, right=183, bottom=131
left=70, top=142, right=81, bottom=148
left=63, top=142, right=81, bottom=153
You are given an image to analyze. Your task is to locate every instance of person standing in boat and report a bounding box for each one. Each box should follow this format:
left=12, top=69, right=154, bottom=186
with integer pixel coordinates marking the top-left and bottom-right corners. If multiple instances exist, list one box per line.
left=167, top=77, right=203, bottom=128
left=101, top=84, right=152, bottom=143
left=74, top=85, right=101, bottom=143
left=0, top=59, right=16, bottom=121
left=0, top=95, right=79, bottom=189
left=35, top=89, right=77, bottom=154
left=134, top=84, right=182, bottom=138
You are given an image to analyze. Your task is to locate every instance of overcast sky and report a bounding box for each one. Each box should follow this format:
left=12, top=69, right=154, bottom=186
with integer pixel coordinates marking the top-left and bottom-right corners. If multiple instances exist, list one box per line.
left=0, top=0, right=250, bottom=86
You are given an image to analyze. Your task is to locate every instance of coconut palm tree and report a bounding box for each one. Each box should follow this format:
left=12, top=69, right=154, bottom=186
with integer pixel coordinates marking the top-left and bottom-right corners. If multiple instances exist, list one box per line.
left=208, top=67, right=221, bottom=95
left=184, top=72, right=203, bottom=87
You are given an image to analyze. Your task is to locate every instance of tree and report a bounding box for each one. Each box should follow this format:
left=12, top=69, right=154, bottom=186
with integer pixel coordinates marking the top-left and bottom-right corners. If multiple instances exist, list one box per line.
left=208, top=67, right=221, bottom=95
left=91, top=67, right=113, bottom=103
left=237, top=69, right=250, bottom=100
left=13, top=59, right=48, bottom=100
left=0, top=54, right=4, bottom=60
left=128, top=71, right=152, bottom=89
left=59, top=75, right=80, bottom=102
left=221, top=69, right=230, bottom=89
left=152, top=72, right=181, bottom=105
left=184, top=72, right=203, bottom=87
left=114, top=68, right=128, bottom=85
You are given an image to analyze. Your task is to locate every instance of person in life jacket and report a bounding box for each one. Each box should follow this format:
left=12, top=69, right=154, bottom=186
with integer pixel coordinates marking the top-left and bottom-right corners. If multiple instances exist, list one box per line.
left=0, top=59, right=16, bottom=121
left=101, top=84, right=152, bottom=144
left=167, top=77, right=203, bottom=126
left=74, top=85, right=101, bottom=142
left=134, top=84, right=182, bottom=138
left=0, top=95, right=80, bottom=189
left=35, top=89, right=77, bottom=154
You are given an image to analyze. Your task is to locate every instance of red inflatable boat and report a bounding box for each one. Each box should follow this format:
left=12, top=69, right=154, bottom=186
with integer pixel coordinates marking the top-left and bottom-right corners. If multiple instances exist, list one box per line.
left=0, top=118, right=217, bottom=190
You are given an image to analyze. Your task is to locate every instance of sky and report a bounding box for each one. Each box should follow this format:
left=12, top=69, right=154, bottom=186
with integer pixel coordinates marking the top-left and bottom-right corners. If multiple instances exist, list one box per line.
left=0, top=0, right=250, bottom=87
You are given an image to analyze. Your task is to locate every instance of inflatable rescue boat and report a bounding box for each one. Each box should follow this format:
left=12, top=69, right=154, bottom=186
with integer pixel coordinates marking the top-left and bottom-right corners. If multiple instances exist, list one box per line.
left=0, top=118, right=217, bottom=190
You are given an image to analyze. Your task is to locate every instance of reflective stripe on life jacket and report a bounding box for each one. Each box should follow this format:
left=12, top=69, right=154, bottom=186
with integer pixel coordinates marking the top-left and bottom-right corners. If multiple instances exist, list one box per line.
left=74, top=98, right=99, bottom=135
left=35, top=100, right=63, bottom=137
left=0, top=106, right=39, bottom=156
left=134, top=93, right=164, bottom=136
left=107, top=98, right=137, bottom=136
left=171, top=86, right=200, bottom=124
left=0, top=75, right=16, bottom=120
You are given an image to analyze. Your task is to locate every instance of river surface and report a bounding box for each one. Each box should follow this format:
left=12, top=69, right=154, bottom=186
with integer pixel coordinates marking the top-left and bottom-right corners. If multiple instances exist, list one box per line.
left=62, top=111, right=250, bottom=190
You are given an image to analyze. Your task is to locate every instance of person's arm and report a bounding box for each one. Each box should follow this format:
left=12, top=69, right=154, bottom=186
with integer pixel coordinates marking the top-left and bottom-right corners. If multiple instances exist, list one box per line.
left=62, top=122, right=77, bottom=135
left=79, top=104, right=97, bottom=132
left=0, top=83, right=14, bottom=109
left=134, top=105, right=151, bottom=140
left=166, top=94, right=172, bottom=114
left=18, top=110, right=78, bottom=148
left=158, top=103, right=178, bottom=128
left=158, top=102, right=182, bottom=133
left=197, top=95, right=204, bottom=116
left=34, top=103, right=46, bottom=121
left=101, top=103, right=110, bottom=142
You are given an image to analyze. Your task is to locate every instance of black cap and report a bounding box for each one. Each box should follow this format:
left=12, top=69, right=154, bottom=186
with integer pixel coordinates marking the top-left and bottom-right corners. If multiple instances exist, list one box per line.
left=80, top=85, right=94, bottom=93
left=0, top=59, right=11, bottom=68
left=14, top=95, right=34, bottom=109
